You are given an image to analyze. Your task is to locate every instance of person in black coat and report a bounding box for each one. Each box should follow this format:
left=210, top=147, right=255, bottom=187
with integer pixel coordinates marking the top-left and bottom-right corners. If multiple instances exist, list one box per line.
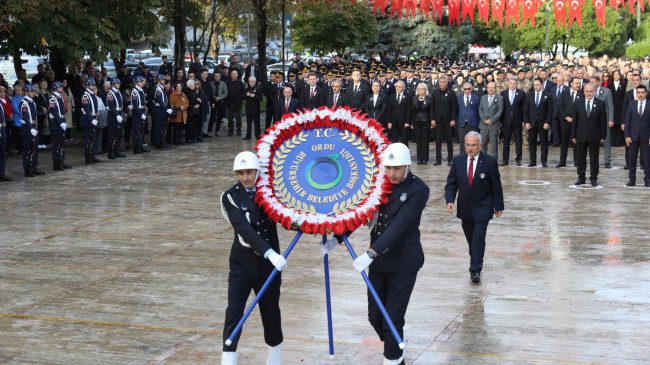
left=352, top=143, right=429, bottom=365
left=220, top=152, right=286, bottom=365
left=185, top=79, right=201, bottom=143
left=500, top=77, right=526, bottom=166
left=548, top=74, right=566, bottom=146
left=275, top=87, right=300, bottom=121
left=325, top=81, right=349, bottom=108
left=226, top=69, right=245, bottom=136
left=623, top=84, right=650, bottom=186
left=522, top=78, right=552, bottom=167
left=621, top=74, right=642, bottom=169
left=431, top=76, right=457, bottom=166
left=363, top=81, right=386, bottom=124
left=609, top=69, right=627, bottom=147
left=556, top=77, right=583, bottom=167
left=571, top=83, right=608, bottom=186
left=445, top=131, right=504, bottom=283
left=244, top=76, right=263, bottom=140
left=411, top=83, right=434, bottom=165
left=298, top=73, right=324, bottom=111
left=346, top=69, right=370, bottom=111
left=386, top=81, right=412, bottom=145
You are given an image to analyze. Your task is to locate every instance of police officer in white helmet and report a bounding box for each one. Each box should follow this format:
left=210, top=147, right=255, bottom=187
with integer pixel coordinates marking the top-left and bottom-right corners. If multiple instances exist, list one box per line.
left=352, top=143, right=430, bottom=365
left=220, top=151, right=285, bottom=365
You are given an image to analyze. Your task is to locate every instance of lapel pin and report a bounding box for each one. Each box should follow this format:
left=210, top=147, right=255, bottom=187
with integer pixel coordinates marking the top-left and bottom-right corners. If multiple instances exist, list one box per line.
left=400, top=193, right=407, bottom=201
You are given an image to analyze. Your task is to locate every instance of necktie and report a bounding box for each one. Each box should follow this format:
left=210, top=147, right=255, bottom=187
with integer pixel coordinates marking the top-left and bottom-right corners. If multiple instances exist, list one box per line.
left=248, top=191, right=255, bottom=200
left=468, top=157, right=475, bottom=187
left=557, top=86, right=561, bottom=98
left=510, top=90, right=514, bottom=104
left=586, top=100, right=591, bottom=116
left=398, top=94, right=401, bottom=104
left=535, top=92, right=539, bottom=108
left=572, top=91, right=576, bottom=103
left=639, top=101, right=643, bottom=117
left=286, top=99, right=289, bottom=113
left=489, top=96, right=493, bottom=105
left=334, top=94, right=338, bottom=106
left=354, top=85, right=358, bottom=94
left=310, top=88, right=314, bottom=99
left=465, top=96, right=469, bottom=107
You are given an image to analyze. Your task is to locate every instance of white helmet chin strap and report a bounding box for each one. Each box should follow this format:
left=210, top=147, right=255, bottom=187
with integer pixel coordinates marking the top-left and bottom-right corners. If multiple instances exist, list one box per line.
left=403, top=166, right=410, bottom=180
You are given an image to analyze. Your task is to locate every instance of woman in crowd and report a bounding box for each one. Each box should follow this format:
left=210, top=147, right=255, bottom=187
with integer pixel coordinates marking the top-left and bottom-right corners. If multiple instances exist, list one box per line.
left=35, top=81, right=50, bottom=147
left=186, top=79, right=201, bottom=144
left=364, top=81, right=387, bottom=128
left=169, top=82, right=188, bottom=146
left=411, top=82, right=433, bottom=165
left=609, top=69, right=627, bottom=147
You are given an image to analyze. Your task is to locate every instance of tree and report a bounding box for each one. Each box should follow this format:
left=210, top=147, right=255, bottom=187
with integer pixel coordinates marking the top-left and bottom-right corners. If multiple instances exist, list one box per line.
left=292, top=0, right=378, bottom=55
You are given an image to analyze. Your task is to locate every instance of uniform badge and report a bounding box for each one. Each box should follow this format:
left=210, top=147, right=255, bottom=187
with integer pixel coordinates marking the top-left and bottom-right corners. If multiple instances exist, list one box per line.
left=400, top=193, right=407, bottom=201
left=480, top=172, right=486, bottom=180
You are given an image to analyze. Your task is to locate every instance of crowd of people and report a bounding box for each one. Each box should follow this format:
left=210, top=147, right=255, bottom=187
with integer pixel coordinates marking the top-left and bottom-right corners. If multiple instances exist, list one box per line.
left=1, top=51, right=649, bottom=185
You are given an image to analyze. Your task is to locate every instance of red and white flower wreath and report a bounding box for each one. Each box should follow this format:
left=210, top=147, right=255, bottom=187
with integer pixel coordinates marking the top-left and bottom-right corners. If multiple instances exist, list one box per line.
left=255, top=106, right=393, bottom=236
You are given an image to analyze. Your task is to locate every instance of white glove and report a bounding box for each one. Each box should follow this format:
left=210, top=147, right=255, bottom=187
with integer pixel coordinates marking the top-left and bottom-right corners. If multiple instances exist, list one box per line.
left=117, top=115, right=123, bottom=123
left=320, top=237, right=338, bottom=257
left=353, top=252, right=374, bottom=273
left=141, top=114, right=147, bottom=120
left=60, top=123, right=67, bottom=130
left=166, top=108, right=173, bottom=114
left=268, top=252, right=287, bottom=272
left=30, top=128, right=38, bottom=137
left=49, top=113, right=54, bottom=119
left=92, top=119, right=98, bottom=126
left=128, top=105, right=133, bottom=110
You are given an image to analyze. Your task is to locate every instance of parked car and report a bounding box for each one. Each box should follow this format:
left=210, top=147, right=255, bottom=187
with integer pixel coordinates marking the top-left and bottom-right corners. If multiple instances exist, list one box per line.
left=252, top=54, right=280, bottom=65
left=0, top=55, right=47, bottom=80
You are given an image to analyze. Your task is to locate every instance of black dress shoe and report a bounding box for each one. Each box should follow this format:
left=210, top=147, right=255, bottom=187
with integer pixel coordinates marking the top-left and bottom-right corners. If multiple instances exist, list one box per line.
left=623, top=165, right=629, bottom=170
left=626, top=181, right=636, bottom=187
left=202, top=133, right=212, bottom=138
left=574, top=179, right=586, bottom=185
left=447, top=161, right=452, bottom=166
left=91, top=157, right=103, bottom=163
left=471, top=272, right=480, bottom=283
left=53, top=162, right=63, bottom=171
left=516, top=161, right=522, bottom=166
left=227, top=131, right=233, bottom=136
left=0, top=174, right=14, bottom=181
left=85, top=156, right=91, bottom=164
left=32, top=168, right=45, bottom=175
left=556, top=163, right=566, bottom=168
left=24, top=169, right=34, bottom=177
left=108, top=152, right=116, bottom=159
left=236, top=131, right=241, bottom=136
left=433, top=161, right=441, bottom=166
left=62, top=162, right=72, bottom=169
left=528, top=163, right=536, bottom=167
left=196, top=136, right=203, bottom=142
left=605, top=163, right=612, bottom=169
left=115, top=152, right=126, bottom=158
left=591, top=181, right=599, bottom=186
left=645, top=183, right=650, bottom=187
left=542, top=163, right=548, bottom=167
left=499, top=161, right=508, bottom=166
left=141, top=147, right=150, bottom=152
left=243, top=136, right=251, bottom=140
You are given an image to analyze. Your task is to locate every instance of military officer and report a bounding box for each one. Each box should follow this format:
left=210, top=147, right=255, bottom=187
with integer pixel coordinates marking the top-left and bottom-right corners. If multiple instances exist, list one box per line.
left=81, top=78, right=102, bottom=164
left=402, top=67, right=419, bottom=97
left=0, top=98, right=13, bottom=181
left=517, top=68, right=532, bottom=93
left=494, top=69, right=508, bottom=94
left=220, top=151, right=286, bottom=365
left=131, top=76, right=149, bottom=154
left=379, top=71, right=395, bottom=97
left=152, top=74, right=172, bottom=150
left=20, top=83, right=45, bottom=176
left=353, top=143, right=429, bottom=365
left=106, top=77, right=126, bottom=159
left=49, top=81, right=71, bottom=171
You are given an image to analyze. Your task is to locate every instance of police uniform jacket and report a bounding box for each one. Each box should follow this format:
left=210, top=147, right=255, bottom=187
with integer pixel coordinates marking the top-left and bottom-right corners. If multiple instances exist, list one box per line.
left=20, top=97, right=38, bottom=135
left=380, top=80, right=395, bottom=96
left=131, top=86, right=147, bottom=121
left=81, top=89, right=99, bottom=128
left=369, top=171, right=429, bottom=274
left=106, top=87, right=124, bottom=118
left=221, top=182, right=280, bottom=277
left=48, top=93, right=66, bottom=131
left=153, top=84, right=168, bottom=110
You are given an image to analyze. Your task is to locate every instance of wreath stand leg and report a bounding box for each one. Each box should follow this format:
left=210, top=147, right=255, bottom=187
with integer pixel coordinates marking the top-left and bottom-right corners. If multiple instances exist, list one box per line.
left=341, top=234, right=405, bottom=350
left=224, top=231, right=304, bottom=346
left=322, top=235, right=335, bottom=359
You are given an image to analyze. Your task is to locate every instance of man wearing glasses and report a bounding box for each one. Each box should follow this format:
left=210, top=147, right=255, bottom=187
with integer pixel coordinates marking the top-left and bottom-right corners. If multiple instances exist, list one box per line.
left=456, top=82, right=480, bottom=147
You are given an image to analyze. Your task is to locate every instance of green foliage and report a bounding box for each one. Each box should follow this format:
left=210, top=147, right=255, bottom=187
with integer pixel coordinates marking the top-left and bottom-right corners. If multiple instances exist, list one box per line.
left=292, top=0, right=378, bottom=55
left=626, top=41, right=650, bottom=58
left=633, top=12, right=650, bottom=41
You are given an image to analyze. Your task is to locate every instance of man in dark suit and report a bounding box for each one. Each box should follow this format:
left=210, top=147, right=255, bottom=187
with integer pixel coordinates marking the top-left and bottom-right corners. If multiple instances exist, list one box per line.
left=244, top=57, right=261, bottom=83
left=548, top=74, right=566, bottom=146
left=500, top=77, right=526, bottom=166
left=346, top=69, right=370, bottom=111
left=623, top=84, right=650, bottom=186
left=557, top=77, right=583, bottom=167
left=522, top=78, right=552, bottom=167
left=275, top=87, right=299, bottom=121
left=244, top=76, right=263, bottom=140
left=432, top=76, right=457, bottom=166
left=298, top=72, right=324, bottom=111
left=325, top=80, right=349, bottom=108
left=220, top=151, right=286, bottom=365
left=352, top=142, right=429, bottom=365
left=456, top=82, right=481, bottom=147
left=539, top=68, right=555, bottom=94
left=445, top=131, right=504, bottom=283
left=386, top=81, right=412, bottom=145
left=621, top=74, right=642, bottom=170
left=571, top=83, right=608, bottom=186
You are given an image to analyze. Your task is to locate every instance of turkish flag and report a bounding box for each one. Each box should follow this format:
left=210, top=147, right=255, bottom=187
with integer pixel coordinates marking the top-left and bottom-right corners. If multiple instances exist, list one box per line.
left=521, top=0, right=538, bottom=27
left=554, top=0, right=567, bottom=27
left=627, top=0, right=635, bottom=14
left=390, top=0, right=403, bottom=18
left=506, top=0, right=520, bottom=27
left=568, top=0, right=582, bottom=28
left=609, top=0, right=623, bottom=9
left=420, top=0, right=432, bottom=19
left=478, top=0, right=490, bottom=25
left=492, top=0, right=505, bottom=28
left=462, top=0, right=477, bottom=23
left=433, top=0, right=445, bottom=22
left=404, top=0, right=417, bottom=18
left=373, top=0, right=389, bottom=17
left=592, top=0, right=607, bottom=26
left=449, top=0, right=461, bottom=24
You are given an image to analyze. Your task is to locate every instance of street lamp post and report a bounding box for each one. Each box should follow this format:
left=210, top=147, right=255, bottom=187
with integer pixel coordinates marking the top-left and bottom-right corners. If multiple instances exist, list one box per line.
left=545, top=1, right=551, bottom=56
left=247, top=14, right=251, bottom=64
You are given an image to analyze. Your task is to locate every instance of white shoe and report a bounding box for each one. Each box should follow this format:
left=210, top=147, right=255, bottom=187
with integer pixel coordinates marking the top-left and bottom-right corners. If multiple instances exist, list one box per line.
left=383, top=358, right=400, bottom=365
left=221, top=351, right=237, bottom=365
left=266, top=343, right=282, bottom=365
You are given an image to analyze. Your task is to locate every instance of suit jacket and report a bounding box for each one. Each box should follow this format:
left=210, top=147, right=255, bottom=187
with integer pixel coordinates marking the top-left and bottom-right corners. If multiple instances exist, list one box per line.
left=275, top=98, right=300, bottom=121
left=325, top=93, right=349, bottom=108
left=369, top=171, right=429, bottom=274
left=558, top=89, right=583, bottom=123
left=387, top=92, right=412, bottom=127
left=522, top=90, right=552, bottom=128
left=444, top=152, right=504, bottom=222
left=609, top=80, right=627, bottom=125
left=346, top=82, right=370, bottom=110
left=595, top=86, right=614, bottom=122
left=244, top=85, right=263, bottom=114
left=299, top=85, right=325, bottom=110
left=364, top=93, right=387, bottom=123
left=500, top=88, right=526, bottom=126
left=624, top=100, right=650, bottom=141
left=431, top=87, right=457, bottom=123
left=380, top=81, right=395, bottom=97
left=478, top=93, right=503, bottom=130
left=457, top=93, right=480, bottom=128
left=542, top=79, right=556, bottom=94
left=410, top=95, right=433, bottom=122
left=549, top=84, right=568, bottom=120
left=571, top=98, right=607, bottom=143
left=221, top=182, right=279, bottom=278
left=621, top=89, right=638, bottom=128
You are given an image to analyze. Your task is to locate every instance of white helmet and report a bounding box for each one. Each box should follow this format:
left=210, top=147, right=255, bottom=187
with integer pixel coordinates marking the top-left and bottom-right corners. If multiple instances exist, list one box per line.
left=382, top=143, right=411, bottom=166
left=233, top=151, right=260, bottom=171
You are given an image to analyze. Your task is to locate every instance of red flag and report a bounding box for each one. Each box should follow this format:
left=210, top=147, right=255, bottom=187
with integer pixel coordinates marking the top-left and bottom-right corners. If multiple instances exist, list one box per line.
left=506, top=0, right=520, bottom=26
left=462, top=0, right=477, bottom=23
left=372, top=0, right=389, bottom=17
left=639, top=0, right=645, bottom=11
left=390, top=0, right=404, bottom=18
left=449, top=0, right=461, bottom=24
left=568, top=0, right=582, bottom=28
left=521, top=0, right=538, bottom=27
left=627, top=0, right=635, bottom=13
left=404, top=0, right=417, bottom=18
left=609, top=0, right=623, bottom=9
left=420, top=0, right=432, bottom=19
left=492, top=0, right=505, bottom=28
left=554, top=0, right=567, bottom=27
left=478, top=0, right=490, bottom=25
left=592, top=0, right=607, bottom=26
left=433, top=0, right=445, bottom=21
